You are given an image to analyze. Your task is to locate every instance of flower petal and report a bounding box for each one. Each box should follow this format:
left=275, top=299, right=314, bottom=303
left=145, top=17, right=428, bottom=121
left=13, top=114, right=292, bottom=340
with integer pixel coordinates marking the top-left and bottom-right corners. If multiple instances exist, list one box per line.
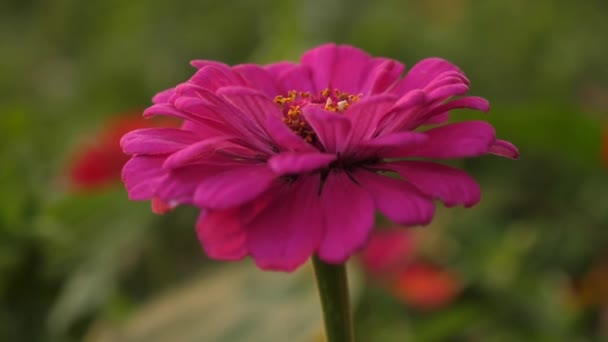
left=360, top=131, right=428, bottom=159
left=376, top=90, right=427, bottom=134
left=421, top=96, right=490, bottom=126
left=189, top=65, right=242, bottom=91
left=387, top=161, right=481, bottom=207
left=355, top=171, right=435, bottom=226
left=246, top=176, right=323, bottom=272
left=264, top=115, right=317, bottom=152
left=317, top=171, right=375, bottom=263
left=345, top=94, right=398, bottom=146
left=301, top=44, right=374, bottom=93
left=360, top=58, right=405, bottom=95
left=196, top=209, right=248, bottom=261
left=152, top=87, right=175, bottom=104
left=277, top=65, right=316, bottom=93
left=392, top=58, right=465, bottom=96
left=162, top=137, right=239, bottom=169
left=122, top=155, right=167, bottom=200
left=300, top=43, right=337, bottom=92
left=121, top=128, right=200, bottom=155
left=411, top=121, right=496, bottom=159
left=268, top=152, right=336, bottom=175
left=233, top=64, right=281, bottom=98
left=302, top=106, right=351, bottom=153
left=489, top=139, right=519, bottom=159
left=216, top=86, right=283, bottom=134
left=194, top=165, right=277, bottom=210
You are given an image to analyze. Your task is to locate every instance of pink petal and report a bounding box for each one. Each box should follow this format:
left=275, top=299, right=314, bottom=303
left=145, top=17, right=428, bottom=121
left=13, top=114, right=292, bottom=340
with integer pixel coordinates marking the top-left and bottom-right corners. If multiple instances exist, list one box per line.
left=360, top=58, right=405, bottom=95
left=387, top=161, right=481, bottom=207
left=302, top=106, right=351, bottom=153
left=300, top=43, right=337, bottom=92
left=317, top=171, right=375, bottom=263
left=328, top=45, right=373, bottom=93
left=216, top=86, right=283, bottom=135
left=121, top=128, right=200, bottom=155
left=196, top=209, right=248, bottom=261
left=411, top=121, right=496, bottom=159
left=170, top=96, right=231, bottom=131
left=189, top=65, right=243, bottom=91
left=143, top=104, right=189, bottom=120
left=420, top=112, right=450, bottom=126
left=233, top=64, right=281, bottom=98
left=264, top=61, right=298, bottom=77
left=345, top=94, right=398, bottom=146
left=152, top=87, right=175, bottom=104
left=162, top=137, right=242, bottom=169
left=376, top=90, right=427, bottom=134
left=246, top=176, right=324, bottom=272
left=355, top=170, right=435, bottom=226
left=264, top=115, right=317, bottom=152
left=391, top=58, right=465, bottom=96
left=268, top=152, right=336, bottom=175
left=425, top=83, right=469, bottom=103
left=179, top=89, right=275, bottom=153
left=301, top=44, right=374, bottom=93
left=277, top=65, right=316, bottom=93
left=194, top=165, right=277, bottom=210
left=360, top=131, right=428, bottom=159
left=421, top=96, right=490, bottom=125
left=489, top=139, right=519, bottom=159
left=122, top=156, right=167, bottom=200
left=190, top=59, right=229, bottom=69
left=155, top=164, right=226, bottom=204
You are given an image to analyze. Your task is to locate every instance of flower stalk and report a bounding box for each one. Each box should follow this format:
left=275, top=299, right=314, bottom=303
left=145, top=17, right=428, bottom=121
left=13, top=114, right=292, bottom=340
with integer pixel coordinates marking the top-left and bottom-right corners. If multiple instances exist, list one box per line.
left=312, top=256, right=354, bottom=342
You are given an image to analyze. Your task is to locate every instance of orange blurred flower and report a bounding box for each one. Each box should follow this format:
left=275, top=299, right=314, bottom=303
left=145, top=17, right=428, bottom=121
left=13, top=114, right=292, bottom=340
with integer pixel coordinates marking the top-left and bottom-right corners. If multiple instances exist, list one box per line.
left=360, top=228, right=460, bottom=310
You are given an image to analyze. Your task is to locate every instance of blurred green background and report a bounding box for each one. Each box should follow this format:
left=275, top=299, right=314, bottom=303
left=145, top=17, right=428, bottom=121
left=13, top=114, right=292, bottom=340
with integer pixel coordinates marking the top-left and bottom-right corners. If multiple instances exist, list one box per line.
left=1, top=0, right=607, bottom=341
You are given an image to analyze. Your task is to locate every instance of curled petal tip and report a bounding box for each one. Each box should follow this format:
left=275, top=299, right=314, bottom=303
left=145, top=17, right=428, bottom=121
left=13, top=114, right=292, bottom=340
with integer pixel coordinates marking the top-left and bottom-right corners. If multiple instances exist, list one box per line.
left=489, top=139, right=519, bottom=160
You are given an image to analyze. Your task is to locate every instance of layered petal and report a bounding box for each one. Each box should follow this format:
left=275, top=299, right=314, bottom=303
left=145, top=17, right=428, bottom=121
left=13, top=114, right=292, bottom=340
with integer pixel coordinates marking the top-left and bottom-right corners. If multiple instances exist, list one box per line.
left=301, top=44, right=374, bottom=93
left=410, top=121, right=496, bottom=159
left=196, top=209, right=248, bottom=260
left=392, top=58, right=465, bottom=96
left=303, top=106, right=351, bottom=153
left=194, top=165, right=277, bottom=210
left=268, top=152, right=336, bottom=175
left=387, top=161, right=481, bottom=207
left=355, top=171, right=435, bottom=226
left=233, top=63, right=281, bottom=98
left=246, top=176, right=324, bottom=272
left=489, top=139, right=520, bottom=159
left=122, top=155, right=167, bottom=200
left=121, top=128, right=200, bottom=155
left=317, top=171, right=375, bottom=263
left=345, top=94, right=398, bottom=146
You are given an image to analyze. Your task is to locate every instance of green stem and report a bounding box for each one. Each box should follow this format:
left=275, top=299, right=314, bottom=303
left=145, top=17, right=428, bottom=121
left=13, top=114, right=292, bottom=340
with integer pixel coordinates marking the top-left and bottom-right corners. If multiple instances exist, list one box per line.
left=312, top=256, right=354, bottom=342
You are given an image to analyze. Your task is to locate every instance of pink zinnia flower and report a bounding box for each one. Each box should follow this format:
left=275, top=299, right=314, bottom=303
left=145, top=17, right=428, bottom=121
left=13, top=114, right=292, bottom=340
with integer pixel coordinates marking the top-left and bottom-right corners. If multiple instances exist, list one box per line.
left=121, top=44, right=518, bottom=272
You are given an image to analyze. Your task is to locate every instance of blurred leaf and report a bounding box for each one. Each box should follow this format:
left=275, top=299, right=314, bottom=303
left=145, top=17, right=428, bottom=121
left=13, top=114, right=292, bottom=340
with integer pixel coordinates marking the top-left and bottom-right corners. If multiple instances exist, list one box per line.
left=38, top=189, right=154, bottom=335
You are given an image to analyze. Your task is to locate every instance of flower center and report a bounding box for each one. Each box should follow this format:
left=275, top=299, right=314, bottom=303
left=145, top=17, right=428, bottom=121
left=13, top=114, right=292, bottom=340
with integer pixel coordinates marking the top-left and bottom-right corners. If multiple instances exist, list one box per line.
left=274, top=88, right=361, bottom=145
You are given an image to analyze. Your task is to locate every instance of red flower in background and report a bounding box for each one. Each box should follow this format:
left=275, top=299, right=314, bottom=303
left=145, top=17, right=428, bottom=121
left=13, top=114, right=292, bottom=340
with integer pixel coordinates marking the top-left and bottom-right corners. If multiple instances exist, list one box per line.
left=68, top=113, right=176, bottom=194
left=360, top=228, right=460, bottom=310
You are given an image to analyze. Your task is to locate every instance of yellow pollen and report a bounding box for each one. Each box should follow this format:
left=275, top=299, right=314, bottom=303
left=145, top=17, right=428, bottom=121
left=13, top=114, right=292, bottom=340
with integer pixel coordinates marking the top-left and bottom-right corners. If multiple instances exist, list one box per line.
left=275, top=88, right=363, bottom=146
